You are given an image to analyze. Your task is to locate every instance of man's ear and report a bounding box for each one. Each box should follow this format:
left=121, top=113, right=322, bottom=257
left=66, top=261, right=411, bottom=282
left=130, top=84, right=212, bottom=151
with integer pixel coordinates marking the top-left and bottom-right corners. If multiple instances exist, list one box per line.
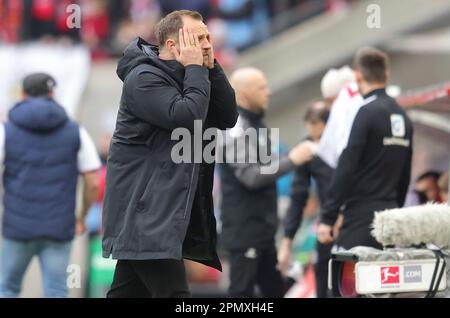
left=165, top=39, right=177, bottom=53
left=354, top=69, right=363, bottom=83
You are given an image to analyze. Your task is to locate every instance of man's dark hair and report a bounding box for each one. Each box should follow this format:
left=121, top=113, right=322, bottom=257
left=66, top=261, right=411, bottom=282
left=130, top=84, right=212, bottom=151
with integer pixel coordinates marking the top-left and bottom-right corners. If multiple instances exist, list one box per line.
left=155, top=10, right=203, bottom=50
left=353, top=47, right=389, bottom=83
left=416, top=171, right=441, bottom=183
left=22, top=73, right=56, bottom=97
left=304, top=101, right=329, bottom=124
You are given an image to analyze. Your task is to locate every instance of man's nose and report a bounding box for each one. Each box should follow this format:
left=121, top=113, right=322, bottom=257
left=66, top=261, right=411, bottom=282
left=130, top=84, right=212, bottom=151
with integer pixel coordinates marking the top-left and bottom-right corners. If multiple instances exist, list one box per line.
left=202, top=40, right=212, bottom=49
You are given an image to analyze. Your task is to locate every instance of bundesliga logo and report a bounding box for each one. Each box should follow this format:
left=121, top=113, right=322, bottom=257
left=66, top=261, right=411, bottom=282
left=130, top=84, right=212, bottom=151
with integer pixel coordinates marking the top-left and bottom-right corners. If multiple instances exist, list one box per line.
left=381, top=266, right=400, bottom=284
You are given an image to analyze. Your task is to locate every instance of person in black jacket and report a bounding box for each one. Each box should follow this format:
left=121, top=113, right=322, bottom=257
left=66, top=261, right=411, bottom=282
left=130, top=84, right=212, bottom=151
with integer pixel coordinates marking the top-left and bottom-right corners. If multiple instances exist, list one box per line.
left=219, top=67, right=315, bottom=298
left=318, top=47, right=413, bottom=251
left=278, top=102, right=337, bottom=298
left=102, top=10, right=238, bottom=298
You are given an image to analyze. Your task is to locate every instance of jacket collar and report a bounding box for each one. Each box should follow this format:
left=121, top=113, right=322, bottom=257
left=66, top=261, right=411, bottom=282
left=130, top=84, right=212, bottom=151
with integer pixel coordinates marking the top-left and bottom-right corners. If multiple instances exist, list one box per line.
left=363, top=88, right=387, bottom=100
left=237, top=106, right=264, bottom=122
left=157, top=58, right=185, bottom=88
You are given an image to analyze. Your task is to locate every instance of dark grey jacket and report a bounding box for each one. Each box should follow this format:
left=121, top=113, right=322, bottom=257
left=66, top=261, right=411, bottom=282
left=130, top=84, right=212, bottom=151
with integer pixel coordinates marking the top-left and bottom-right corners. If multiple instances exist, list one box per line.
left=219, top=107, right=296, bottom=251
left=102, top=37, right=238, bottom=270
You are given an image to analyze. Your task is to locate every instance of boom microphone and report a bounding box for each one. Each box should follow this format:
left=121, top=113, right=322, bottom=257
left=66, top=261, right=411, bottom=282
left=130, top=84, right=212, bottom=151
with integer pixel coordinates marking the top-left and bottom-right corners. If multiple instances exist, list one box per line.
left=371, top=203, right=450, bottom=248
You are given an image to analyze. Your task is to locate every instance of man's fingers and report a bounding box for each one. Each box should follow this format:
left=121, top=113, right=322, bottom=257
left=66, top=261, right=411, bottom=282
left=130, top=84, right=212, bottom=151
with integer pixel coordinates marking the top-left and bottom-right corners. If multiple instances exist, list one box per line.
left=318, top=235, right=326, bottom=244
left=207, top=32, right=213, bottom=46
left=186, top=27, right=192, bottom=46
left=186, top=26, right=194, bottom=46
left=194, top=32, right=200, bottom=47
left=183, top=26, right=189, bottom=46
left=190, top=28, right=198, bottom=47
left=319, top=235, right=332, bottom=244
left=207, top=32, right=214, bottom=60
left=324, top=231, right=334, bottom=244
left=170, top=46, right=180, bottom=60
left=277, top=260, right=289, bottom=276
left=178, top=28, right=185, bottom=48
left=318, top=226, right=334, bottom=244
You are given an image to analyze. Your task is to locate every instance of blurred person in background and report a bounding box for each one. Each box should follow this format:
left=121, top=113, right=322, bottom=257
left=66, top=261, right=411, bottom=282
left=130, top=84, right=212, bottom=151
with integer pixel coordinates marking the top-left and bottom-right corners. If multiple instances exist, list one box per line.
left=318, top=65, right=363, bottom=169
left=414, top=171, right=443, bottom=204
left=0, top=0, right=23, bottom=43
left=320, top=66, right=356, bottom=109
left=438, top=172, right=448, bottom=203
left=102, top=10, right=238, bottom=298
left=157, top=0, right=211, bottom=19
left=21, top=0, right=81, bottom=43
left=212, top=0, right=270, bottom=51
left=84, top=132, right=112, bottom=298
left=85, top=132, right=112, bottom=235
left=112, top=0, right=161, bottom=55
left=278, top=101, right=338, bottom=298
left=80, top=0, right=111, bottom=60
left=0, top=73, right=101, bottom=298
left=318, top=48, right=413, bottom=250
left=219, top=67, right=315, bottom=298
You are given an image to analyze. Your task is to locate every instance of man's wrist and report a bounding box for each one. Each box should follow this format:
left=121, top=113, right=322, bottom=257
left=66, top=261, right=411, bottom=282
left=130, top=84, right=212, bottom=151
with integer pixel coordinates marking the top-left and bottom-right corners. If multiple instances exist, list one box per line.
left=208, top=59, right=216, bottom=70
left=208, top=59, right=220, bottom=71
left=282, top=238, right=293, bottom=248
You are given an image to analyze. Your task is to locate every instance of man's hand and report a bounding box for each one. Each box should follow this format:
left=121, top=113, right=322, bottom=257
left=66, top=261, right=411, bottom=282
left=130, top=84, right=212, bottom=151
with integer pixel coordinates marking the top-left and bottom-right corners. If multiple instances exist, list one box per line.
left=288, top=141, right=315, bottom=165
left=204, top=32, right=214, bottom=69
left=76, top=218, right=87, bottom=235
left=171, top=26, right=204, bottom=67
left=277, top=238, right=292, bottom=276
left=317, top=223, right=334, bottom=244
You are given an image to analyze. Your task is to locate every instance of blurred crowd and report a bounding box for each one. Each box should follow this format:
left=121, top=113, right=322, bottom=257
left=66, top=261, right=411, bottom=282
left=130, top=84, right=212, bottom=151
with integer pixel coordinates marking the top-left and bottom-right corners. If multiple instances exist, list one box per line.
left=1, top=0, right=358, bottom=66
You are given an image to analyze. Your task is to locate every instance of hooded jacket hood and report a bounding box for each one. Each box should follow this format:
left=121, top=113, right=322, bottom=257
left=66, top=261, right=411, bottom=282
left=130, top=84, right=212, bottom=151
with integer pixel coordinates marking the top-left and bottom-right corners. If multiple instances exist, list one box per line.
left=116, top=37, right=184, bottom=85
left=9, top=97, right=68, bottom=132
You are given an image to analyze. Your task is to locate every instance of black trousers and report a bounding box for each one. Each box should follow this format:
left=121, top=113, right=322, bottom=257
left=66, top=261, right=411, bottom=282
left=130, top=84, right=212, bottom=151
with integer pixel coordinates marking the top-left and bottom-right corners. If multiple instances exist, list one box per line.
left=107, top=259, right=191, bottom=298
left=228, top=245, right=284, bottom=298
left=336, top=215, right=383, bottom=250
left=314, top=240, right=333, bottom=298
left=336, top=203, right=395, bottom=250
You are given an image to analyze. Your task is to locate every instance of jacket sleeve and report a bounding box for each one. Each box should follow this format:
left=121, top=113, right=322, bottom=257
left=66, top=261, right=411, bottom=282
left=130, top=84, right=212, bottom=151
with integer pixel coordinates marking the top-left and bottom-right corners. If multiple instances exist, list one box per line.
left=320, top=107, right=370, bottom=226
left=126, top=65, right=211, bottom=132
left=207, top=61, right=239, bottom=130
left=283, top=164, right=311, bottom=239
left=222, top=130, right=296, bottom=190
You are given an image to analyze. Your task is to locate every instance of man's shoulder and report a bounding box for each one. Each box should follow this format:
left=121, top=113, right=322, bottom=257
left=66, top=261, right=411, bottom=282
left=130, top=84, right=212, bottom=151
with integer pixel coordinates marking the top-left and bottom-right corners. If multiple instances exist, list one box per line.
left=355, top=97, right=378, bottom=119
left=126, top=63, right=167, bottom=83
left=358, top=93, right=394, bottom=115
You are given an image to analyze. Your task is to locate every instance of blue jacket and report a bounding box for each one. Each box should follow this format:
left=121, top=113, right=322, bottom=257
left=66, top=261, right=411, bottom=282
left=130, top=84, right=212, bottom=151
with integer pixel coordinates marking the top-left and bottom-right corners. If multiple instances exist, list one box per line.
left=3, top=97, right=80, bottom=241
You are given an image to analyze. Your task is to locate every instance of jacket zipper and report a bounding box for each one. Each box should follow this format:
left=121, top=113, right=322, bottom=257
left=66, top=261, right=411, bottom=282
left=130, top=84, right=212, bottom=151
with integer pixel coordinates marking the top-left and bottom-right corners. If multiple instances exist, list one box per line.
left=183, top=165, right=196, bottom=219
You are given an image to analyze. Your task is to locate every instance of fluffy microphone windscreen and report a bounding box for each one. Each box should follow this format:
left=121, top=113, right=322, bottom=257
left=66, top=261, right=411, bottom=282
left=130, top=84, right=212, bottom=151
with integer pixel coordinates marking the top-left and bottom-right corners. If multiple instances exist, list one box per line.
left=371, top=203, right=450, bottom=248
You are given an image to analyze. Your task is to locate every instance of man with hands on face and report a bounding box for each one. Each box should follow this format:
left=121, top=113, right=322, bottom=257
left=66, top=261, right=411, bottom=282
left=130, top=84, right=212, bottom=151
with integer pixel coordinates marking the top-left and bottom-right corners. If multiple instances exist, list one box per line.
left=102, top=10, right=238, bottom=298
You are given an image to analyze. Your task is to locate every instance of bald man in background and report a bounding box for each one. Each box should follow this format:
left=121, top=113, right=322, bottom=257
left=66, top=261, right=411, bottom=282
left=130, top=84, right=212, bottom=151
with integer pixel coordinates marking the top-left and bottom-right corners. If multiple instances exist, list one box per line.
left=219, top=67, right=314, bottom=298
